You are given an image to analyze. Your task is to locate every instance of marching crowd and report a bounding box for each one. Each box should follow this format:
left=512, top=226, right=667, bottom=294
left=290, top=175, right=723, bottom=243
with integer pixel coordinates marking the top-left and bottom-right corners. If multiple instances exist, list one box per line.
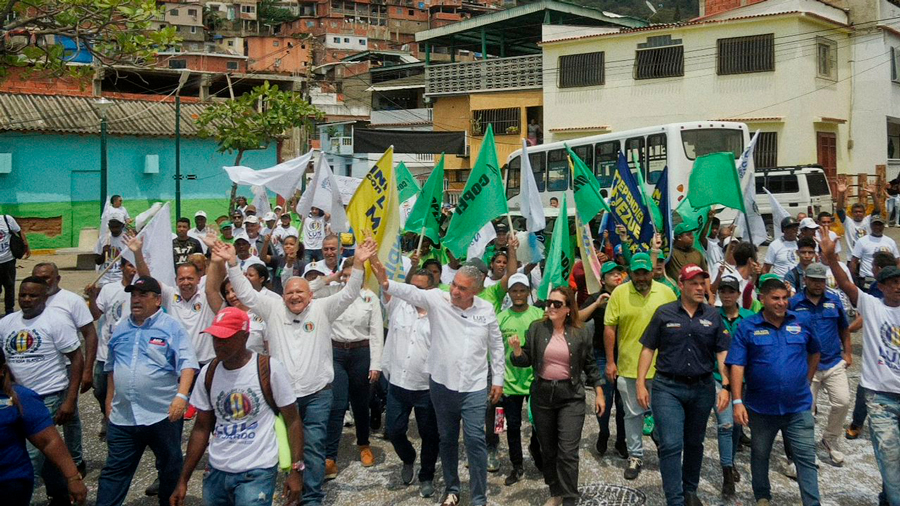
left=0, top=180, right=898, bottom=506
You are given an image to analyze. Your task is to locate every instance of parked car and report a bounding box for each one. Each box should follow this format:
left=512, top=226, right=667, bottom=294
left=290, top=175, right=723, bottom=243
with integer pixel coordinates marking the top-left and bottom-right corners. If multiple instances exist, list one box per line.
left=755, top=165, right=833, bottom=238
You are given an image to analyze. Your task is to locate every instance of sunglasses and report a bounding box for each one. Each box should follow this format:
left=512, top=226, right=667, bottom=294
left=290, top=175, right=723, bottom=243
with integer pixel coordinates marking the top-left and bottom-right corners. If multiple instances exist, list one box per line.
left=546, top=299, right=565, bottom=309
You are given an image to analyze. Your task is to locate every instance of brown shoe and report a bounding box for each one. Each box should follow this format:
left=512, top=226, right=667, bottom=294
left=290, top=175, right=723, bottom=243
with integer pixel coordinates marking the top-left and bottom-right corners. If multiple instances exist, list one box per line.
left=845, top=425, right=861, bottom=440
left=325, top=459, right=338, bottom=480
left=360, top=445, right=375, bottom=467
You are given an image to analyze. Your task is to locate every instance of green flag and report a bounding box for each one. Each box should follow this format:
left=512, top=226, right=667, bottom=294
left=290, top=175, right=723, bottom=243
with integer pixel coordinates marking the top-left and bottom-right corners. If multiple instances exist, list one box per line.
left=538, top=197, right=573, bottom=300
left=567, top=144, right=610, bottom=224
left=396, top=162, right=420, bottom=203
left=687, top=152, right=745, bottom=212
left=404, top=154, right=445, bottom=243
left=443, top=125, right=509, bottom=258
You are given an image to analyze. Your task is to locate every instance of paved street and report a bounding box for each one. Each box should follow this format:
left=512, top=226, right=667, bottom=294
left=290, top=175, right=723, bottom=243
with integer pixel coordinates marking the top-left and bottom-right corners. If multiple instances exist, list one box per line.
left=17, top=237, right=888, bottom=506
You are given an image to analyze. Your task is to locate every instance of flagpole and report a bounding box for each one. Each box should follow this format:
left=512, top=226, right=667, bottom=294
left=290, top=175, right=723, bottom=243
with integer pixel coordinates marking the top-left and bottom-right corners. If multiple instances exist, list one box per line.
left=91, top=203, right=166, bottom=286
left=743, top=211, right=754, bottom=246
left=416, top=225, right=427, bottom=253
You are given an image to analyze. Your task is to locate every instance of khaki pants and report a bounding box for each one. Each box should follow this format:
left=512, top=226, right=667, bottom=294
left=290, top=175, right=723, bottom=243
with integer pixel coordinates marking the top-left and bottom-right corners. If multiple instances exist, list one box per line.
left=810, top=361, right=851, bottom=445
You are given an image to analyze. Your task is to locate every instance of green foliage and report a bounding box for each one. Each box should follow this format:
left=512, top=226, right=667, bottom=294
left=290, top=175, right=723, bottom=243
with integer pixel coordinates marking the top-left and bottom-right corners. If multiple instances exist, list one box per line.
left=0, top=0, right=180, bottom=76
left=259, top=0, right=300, bottom=26
left=195, top=81, right=324, bottom=156
left=562, top=0, right=697, bottom=21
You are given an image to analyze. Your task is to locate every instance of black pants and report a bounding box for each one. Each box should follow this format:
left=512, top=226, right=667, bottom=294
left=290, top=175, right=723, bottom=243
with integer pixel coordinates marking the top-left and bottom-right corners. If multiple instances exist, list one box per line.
left=0, top=259, right=15, bottom=315
left=532, top=378, right=585, bottom=504
left=502, top=394, right=536, bottom=468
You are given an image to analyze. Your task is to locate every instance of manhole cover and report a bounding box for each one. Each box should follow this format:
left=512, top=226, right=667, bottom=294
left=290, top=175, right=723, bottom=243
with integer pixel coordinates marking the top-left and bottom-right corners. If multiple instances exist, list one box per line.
left=577, top=483, right=646, bottom=505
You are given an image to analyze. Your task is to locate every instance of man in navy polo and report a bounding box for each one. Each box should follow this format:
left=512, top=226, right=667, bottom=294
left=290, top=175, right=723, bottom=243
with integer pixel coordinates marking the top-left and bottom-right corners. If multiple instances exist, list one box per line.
left=727, top=275, right=821, bottom=506
left=789, top=262, right=851, bottom=467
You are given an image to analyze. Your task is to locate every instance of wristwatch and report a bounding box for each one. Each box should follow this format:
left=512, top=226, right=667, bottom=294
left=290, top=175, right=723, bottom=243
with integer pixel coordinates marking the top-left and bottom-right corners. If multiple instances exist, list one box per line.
left=291, top=461, right=306, bottom=473
left=721, top=383, right=731, bottom=392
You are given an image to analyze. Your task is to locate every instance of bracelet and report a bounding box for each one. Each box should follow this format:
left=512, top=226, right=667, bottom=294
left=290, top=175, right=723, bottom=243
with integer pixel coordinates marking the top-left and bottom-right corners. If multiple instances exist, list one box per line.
left=732, top=399, right=743, bottom=405
left=176, top=393, right=189, bottom=402
left=67, top=475, right=82, bottom=483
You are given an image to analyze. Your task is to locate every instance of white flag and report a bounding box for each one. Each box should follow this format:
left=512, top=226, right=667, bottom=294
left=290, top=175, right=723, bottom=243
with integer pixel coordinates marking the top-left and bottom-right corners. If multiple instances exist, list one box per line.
left=765, top=188, right=792, bottom=233
left=519, top=139, right=546, bottom=233
left=224, top=150, right=314, bottom=200
left=735, top=131, right=769, bottom=245
left=122, top=202, right=176, bottom=287
left=251, top=185, right=271, bottom=216
left=467, top=221, right=497, bottom=261
left=295, top=156, right=349, bottom=232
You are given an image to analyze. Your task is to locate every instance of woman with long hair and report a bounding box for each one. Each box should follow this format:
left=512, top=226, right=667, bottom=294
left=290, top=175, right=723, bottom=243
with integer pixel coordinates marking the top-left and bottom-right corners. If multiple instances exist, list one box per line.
left=510, top=286, right=604, bottom=506
left=206, top=257, right=268, bottom=355
left=0, top=349, right=87, bottom=505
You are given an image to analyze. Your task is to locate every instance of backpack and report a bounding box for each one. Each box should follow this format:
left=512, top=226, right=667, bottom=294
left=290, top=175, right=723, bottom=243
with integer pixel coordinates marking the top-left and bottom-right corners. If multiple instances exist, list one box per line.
left=205, top=354, right=279, bottom=415
left=3, top=215, right=25, bottom=260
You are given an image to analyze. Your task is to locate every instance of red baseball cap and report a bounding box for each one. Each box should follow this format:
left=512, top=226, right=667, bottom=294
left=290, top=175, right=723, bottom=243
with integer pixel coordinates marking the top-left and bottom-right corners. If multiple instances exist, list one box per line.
left=679, top=264, right=710, bottom=282
left=203, top=307, right=250, bottom=339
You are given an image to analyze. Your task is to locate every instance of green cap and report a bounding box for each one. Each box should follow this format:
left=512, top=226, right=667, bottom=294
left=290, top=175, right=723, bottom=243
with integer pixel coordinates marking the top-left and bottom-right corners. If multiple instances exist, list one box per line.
left=673, top=222, right=697, bottom=236
left=220, top=221, right=234, bottom=229
left=629, top=252, right=653, bottom=272
left=601, top=261, right=625, bottom=276
left=758, top=273, right=781, bottom=284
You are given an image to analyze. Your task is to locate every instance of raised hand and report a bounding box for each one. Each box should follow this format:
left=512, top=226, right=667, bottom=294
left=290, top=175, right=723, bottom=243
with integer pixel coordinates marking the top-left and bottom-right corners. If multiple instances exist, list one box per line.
left=84, top=284, right=100, bottom=299
left=836, top=180, right=848, bottom=195
left=125, top=234, right=143, bottom=253
left=866, top=183, right=877, bottom=196
left=211, top=240, right=237, bottom=264
left=817, top=225, right=837, bottom=260
left=202, top=229, right=218, bottom=249
left=508, top=233, right=520, bottom=250
left=355, top=237, right=378, bottom=264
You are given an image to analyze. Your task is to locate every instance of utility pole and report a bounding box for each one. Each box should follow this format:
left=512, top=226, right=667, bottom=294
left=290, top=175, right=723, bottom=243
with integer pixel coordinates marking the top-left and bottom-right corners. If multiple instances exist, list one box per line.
left=95, top=97, right=113, bottom=214
left=175, top=70, right=191, bottom=219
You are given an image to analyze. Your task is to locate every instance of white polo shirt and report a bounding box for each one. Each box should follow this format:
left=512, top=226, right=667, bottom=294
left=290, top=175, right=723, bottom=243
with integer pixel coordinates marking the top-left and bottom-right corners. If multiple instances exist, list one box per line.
left=160, top=284, right=216, bottom=363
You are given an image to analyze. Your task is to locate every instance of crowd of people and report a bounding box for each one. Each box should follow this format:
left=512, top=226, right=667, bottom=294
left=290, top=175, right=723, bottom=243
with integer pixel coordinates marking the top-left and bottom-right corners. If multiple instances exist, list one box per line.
left=0, top=180, right=897, bottom=506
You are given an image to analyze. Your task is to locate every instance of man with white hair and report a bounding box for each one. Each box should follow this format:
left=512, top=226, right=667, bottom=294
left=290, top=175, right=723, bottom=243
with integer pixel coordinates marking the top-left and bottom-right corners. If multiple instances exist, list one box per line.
left=373, top=257, right=504, bottom=506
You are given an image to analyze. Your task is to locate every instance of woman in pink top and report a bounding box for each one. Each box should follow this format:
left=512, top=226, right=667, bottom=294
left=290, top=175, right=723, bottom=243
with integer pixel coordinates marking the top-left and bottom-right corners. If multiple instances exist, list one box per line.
left=510, top=286, right=605, bottom=506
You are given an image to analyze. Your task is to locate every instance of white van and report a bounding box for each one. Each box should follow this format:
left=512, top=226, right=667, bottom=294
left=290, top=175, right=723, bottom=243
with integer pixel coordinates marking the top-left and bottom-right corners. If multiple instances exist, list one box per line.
left=754, top=165, right=833, bottom=237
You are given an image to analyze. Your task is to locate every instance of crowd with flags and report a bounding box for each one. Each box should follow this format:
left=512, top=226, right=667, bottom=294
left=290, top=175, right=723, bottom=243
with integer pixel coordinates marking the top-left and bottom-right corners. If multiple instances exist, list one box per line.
left=1, top=124, right=899, bottom=506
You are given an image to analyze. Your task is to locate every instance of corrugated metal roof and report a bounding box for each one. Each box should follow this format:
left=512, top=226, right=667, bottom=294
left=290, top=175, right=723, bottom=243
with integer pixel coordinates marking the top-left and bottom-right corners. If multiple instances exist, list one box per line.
left=0, top=93, right=218, bottom=137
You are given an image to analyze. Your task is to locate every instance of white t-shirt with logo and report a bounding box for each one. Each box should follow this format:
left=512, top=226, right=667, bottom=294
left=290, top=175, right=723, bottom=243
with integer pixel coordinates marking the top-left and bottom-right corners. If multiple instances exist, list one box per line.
left=95, top=282, right=129, bottom=362
left=47, top=289, right=94, bottom=330
left=191, top=354, right=295, bottom=473
left=94, top=233, right=128, bottom=286
left=273, top=225, right=299, bottom=243
left=246, top=311, right=268, bottom=355
left=0, top=215, right=21, bottom=263
left=764, top=237, right=798, bottom=277
left=851, top=235, right=900, bottom=278
left=0, top=308, right=80, bottom=395
left=303, top=215, right=326, bottom=250
left=857, top=292, right=900, bottom=394
left=842, top=215, right=871, bottom=251
left=161, top=284, right=216, bottom=363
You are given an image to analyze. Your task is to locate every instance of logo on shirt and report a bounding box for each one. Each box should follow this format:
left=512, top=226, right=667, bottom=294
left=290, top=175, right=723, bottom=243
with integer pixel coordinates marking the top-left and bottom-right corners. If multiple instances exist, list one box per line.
left=303, top=321, right=315, bottom=333
left=878, top=322, right=900, bottom=373
left=786, top=324, right=802, bottom=335
left=753, top=330, right=770, bottom=336
left=363, top=295, right=372, bottom=304
left=786, top=249, right=797, bottom=264
left=173, top=294, right=182, bottom=303
left=823, top=302, right=835, bottom=309
left=149, top=337, right=166, bottom=346
left=217, top=389, right=260, bottom=422
left=699, top=319, right=712, bottom=327
left=192, top=302, right=202, bottom=312
left=665, top=323, right=682, bottom=329
left=4, top=329, right=42, bottom=356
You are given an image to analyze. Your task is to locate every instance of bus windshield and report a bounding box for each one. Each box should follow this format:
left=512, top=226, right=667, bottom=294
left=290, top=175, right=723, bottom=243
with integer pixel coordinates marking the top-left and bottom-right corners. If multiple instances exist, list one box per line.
left=681, top=129, right=744, bottom=160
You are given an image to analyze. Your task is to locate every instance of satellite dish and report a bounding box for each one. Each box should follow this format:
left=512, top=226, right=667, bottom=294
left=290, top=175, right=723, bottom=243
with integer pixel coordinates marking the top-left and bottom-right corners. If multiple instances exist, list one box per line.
left=645, top=0, right=657, bottom=13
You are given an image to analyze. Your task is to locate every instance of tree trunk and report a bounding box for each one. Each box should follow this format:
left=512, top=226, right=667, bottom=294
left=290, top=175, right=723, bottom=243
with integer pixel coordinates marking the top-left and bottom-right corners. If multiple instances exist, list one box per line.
left=228, top=150, right=244, bottom=216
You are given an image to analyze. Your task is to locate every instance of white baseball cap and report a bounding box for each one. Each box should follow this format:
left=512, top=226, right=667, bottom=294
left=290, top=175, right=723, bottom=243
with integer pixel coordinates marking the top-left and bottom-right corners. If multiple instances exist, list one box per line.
left=303, top=263, right=327, bottom=277
left=508, top=273, right=530, bottom=289
left=799, top=217, right=818, bottom=230
left=263, top=212, right=277, bottom=221
left=195, top=210, right=207, bottom=218
left=245, top=215, right=259, bottom=224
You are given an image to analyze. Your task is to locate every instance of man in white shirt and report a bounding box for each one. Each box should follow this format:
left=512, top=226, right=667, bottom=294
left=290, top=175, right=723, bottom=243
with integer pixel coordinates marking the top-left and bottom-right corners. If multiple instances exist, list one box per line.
left=1, top=213, right=30, bottom=314
left=764, top=216, right=800, bottom=277
left=710, top=241, right=757, bottom=306
left=302, top=207, right=328, bottom=264
left=850, top=214, right=900, bottom=286
left=171, top=307, right=304, bottom=506
left=0, top=276, right=84, bottom=502
left=310, top=234, right=343, bottom=277
left=231, top=210, right=246, bottom=238
left=380, top=268, right=439, bottom=497
left=815, top=212, right=842, bottom=255
left=374, top=260, right=504, bottom=506
left=94, top=218, right=128, bottom=286
left=835, top=181, right=879, bottom=251
left=187, top=210, right=209, bottom=253
left=216, top=236, right=377, bottom=506
left=233, top=234, right=266, bottom=273
left=106, top=195, right=131, bottom=226
left=274, top=213, right=299, bottom=243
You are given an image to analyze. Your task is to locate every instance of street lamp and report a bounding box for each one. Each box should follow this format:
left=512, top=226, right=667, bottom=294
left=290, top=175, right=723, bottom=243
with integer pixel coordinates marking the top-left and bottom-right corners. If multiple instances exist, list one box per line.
left=95, top=97, right=113, bottom=214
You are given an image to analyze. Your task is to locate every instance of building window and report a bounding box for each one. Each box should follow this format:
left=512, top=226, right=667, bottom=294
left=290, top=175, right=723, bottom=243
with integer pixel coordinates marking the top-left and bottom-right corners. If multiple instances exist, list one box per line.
left=190, top=26, right=197, bottom=33
left=241, top=5, right=255, bottom=13
left=227, top=61, right=239, bottom=70
left=817, top=37, right=837, bottom=80
left=754, top=132, right=778, bottom=168
left=333, top=37, right=340, bottom=43
left=169, top=8, right=178, bottom=15
left=169, top=59, right=187, bottom=69
left=360, top=39, right=366, bottom=45
left=188, top=8, right=197, bottom=16
left=273, top=40, right=280, bottom=47
left=558, top=51, right=604, bottom=88
left=408, top=9, right=414, bottom=14
left=717, top=34, right=774, bottom=75
left=344, top=37, right=350, bottom=43
left=634, top=45, right=684, bottom=80
left=227, top=40, right=234, bottom=46
left=892, top=47, right=900, bottom=83
left=472, top=108, right=520, bottom=136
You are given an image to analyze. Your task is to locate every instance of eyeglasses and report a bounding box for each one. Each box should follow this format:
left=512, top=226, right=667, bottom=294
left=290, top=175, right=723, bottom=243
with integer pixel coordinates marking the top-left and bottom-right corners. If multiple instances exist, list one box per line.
left=546, top=299, right=565, bottom=309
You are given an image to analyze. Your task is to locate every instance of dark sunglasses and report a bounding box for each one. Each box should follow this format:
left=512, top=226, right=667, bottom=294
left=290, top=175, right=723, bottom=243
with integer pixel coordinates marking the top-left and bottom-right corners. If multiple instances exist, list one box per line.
left=546, top=300, right=565, bottom=309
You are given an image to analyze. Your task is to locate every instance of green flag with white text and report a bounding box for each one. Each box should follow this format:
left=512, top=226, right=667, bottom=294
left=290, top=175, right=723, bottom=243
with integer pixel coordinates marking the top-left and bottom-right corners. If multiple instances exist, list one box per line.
left=567, top=144, right=610, bottom=224
left=443, top=126, right=508, bottom=258
left=396, top=162, right=420, bottom=203
left=538, top=197, right=573, bottom=300
left=404, top=154, right=445, bottom=243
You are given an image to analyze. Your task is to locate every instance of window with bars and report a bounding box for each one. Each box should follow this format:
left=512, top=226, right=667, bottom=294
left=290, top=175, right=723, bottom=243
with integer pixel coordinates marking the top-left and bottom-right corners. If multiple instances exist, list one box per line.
left=717, top=34, right=774, bottom=75
left=634, top=45, right=684, bottom=80
left=817, top=38, right=837, bottom=80
left=892, top=47, right=900, bottom=83
left=754, top=132, right=778, bottom=168
left=472, top=108, right=520, bottom=136
left=558, top=52, right=605, bottom=88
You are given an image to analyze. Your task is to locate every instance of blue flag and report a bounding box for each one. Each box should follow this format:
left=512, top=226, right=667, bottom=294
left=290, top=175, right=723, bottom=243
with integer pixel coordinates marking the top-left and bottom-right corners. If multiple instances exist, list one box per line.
left=607, top=153, right=655, bottom=254
left=651, top=166, right=673, bottom=259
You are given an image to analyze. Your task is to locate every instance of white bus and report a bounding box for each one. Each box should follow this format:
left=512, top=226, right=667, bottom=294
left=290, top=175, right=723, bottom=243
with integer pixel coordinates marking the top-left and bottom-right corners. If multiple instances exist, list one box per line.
left=504, top=121, right=751, bottom=210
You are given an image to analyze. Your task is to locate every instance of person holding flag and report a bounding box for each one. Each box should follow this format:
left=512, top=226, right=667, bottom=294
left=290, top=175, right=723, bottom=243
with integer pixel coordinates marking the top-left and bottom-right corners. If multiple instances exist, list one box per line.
left=404, top=155, right=447, bottom=265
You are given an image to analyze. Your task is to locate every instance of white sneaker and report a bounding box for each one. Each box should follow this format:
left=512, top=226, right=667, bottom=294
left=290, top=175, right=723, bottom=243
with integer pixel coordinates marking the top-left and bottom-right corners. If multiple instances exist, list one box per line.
left=343, top=411, right=354, bottom=427
left=822, top=438, right=845, bottom=466
left=782, top=461, right=797, bottom=479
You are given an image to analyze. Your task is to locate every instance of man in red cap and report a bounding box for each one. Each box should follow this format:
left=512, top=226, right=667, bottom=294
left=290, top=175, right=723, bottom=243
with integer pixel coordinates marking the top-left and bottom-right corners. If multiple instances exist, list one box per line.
left=636, top=264, right=732, bottom=506
left=172, top=307, right=304, bottom=506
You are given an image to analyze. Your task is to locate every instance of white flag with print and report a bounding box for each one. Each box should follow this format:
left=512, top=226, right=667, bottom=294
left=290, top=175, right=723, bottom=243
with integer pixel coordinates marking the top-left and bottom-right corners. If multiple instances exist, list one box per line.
left=467, top=221, right=497, bottom=260
left=735, top=131, right=768, bottom=245
left=295, top=156, right=349, bottom=232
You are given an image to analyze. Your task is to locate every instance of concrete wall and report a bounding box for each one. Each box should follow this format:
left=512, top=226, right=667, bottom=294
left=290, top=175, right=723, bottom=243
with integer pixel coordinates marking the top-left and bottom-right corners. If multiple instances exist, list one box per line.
left=247, top=36, right=311, bottom=73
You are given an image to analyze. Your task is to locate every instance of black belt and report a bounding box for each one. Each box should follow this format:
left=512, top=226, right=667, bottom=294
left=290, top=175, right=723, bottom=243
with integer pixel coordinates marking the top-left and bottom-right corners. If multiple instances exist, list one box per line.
left=657, top=371, right=712, bottom=384
left=332, top=340, right=369, bottom=350
left=536, top=377, right=573, bottom=386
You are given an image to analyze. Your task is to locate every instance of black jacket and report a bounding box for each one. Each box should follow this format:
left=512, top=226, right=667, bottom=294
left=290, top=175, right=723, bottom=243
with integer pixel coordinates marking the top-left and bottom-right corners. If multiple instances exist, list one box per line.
left=511, top=319, right=602, bottom=397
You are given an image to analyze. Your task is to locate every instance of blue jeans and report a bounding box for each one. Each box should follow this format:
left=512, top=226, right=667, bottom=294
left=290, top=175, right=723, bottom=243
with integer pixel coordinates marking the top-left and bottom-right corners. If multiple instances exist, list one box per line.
left=202, top=465, right=278, bottom=506
left=25, top=390, right=68, bottom=500
left=747, top=409, right=820, bottom=505
left=64, top=364, right=83, bottom=466
left=715, top=380, right=741, bottom=468
left=296, top=388, right=333, bottom=506
left=594, top=350, right=625, bottom=446
left=93, top=361, right=109, bottom=416
left=867, top=390, right=900, bottom=506
left=430, top=379, right=488, bottom=505
left=325, top=346, right=371, bottom=460
left=651, top=375, right=715, bottom=506
left=304, top=249, right=323, bottom=264
left=97, top=418, right=184, bottom=506
left=385, top=383, right=439, bottom=482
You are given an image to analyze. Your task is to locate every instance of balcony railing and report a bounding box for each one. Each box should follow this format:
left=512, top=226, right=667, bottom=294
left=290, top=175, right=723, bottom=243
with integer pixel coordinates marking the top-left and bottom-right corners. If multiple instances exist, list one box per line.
left=426, top=54, right=542, bottom=96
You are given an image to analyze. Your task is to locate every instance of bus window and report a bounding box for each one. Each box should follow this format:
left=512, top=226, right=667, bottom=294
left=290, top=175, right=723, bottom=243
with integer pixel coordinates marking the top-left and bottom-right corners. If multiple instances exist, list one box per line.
left=647, top=133, right=666, bottom=184
left=625, top=137, right=645, bottom=175
left=506, top=156, right=521, bottom=200
left=595, top=141, right=618, bottom=188
left=547, top=148, right=569, bottom=191
left=529, top=152, right=546, bottom=192
left=572, top=144, right=593, bottom=170
left=681, top=129, right=744, bottom=160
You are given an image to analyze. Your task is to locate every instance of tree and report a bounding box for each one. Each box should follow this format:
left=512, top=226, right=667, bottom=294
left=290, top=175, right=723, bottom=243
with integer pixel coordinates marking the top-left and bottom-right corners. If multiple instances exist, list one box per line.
left=195, top=81, right=324, bottom=213
left=259, top=0, right=300, bottom=26
left=0, top=0, right=178, bottom=78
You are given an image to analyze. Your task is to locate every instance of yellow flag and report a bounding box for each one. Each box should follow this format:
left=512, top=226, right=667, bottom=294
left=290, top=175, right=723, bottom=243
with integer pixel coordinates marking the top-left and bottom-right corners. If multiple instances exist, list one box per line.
left=346, top=147, right=403, bottom=290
